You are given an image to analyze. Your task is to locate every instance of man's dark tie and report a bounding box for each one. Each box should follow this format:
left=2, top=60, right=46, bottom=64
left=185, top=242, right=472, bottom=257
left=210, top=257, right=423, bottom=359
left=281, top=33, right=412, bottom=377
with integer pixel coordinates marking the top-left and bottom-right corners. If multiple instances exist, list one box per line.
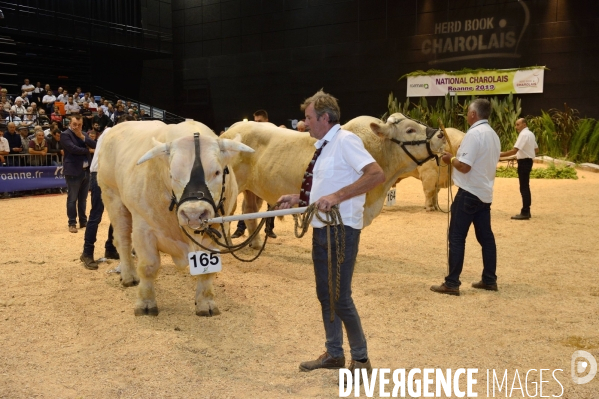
left=299, top=141, right=328, bottom=206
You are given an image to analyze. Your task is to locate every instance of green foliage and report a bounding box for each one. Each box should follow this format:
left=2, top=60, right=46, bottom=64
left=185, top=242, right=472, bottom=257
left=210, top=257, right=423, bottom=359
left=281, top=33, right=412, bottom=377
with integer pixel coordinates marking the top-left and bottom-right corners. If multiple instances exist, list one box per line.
left=489, top=93, right=521, bottom=150
left=496, top=163, right=578, bottom=180
left=569, top=119, right=597, bottom=162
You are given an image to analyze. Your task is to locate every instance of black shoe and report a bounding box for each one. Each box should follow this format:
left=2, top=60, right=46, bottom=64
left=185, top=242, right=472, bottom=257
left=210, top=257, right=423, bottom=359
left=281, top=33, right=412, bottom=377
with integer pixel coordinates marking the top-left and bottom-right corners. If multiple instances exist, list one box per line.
left=265, top=230, right=277, bottom=239
left=80, top=222, right=87, bottom=228
left=472, top=281, right=498, bottom=291
left=80, top=254, right=98, bottom=270
left=511, top=213, right=531, bottom=220
left=231, top=229, right=245, bottom=239
left=104, top=250, right=120, bottom=260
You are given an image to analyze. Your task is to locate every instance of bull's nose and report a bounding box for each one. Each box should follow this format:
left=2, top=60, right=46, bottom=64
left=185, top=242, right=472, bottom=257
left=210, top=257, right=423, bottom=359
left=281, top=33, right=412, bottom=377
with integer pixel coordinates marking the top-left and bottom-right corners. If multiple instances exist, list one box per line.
left=181, top=209, right=211, bottom=228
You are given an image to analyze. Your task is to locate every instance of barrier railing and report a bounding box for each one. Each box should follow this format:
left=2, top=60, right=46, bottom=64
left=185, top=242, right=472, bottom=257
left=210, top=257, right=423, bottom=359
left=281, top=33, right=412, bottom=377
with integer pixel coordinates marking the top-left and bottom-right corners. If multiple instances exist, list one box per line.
left=2, top=153, right=62, bottom=167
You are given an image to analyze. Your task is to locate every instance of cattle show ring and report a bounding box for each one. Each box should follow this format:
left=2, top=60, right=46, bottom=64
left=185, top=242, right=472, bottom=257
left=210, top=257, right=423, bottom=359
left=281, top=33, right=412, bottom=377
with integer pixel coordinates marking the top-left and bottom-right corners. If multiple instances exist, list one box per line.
left=0, top=113, right=598, bottom=398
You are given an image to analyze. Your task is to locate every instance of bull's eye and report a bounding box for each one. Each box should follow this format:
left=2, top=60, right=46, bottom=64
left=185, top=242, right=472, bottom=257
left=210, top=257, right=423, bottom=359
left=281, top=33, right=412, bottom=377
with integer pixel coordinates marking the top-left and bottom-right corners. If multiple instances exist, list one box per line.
left=215, top=170, right=220, bottom=176
left=407, top=128, right=416, bottom=134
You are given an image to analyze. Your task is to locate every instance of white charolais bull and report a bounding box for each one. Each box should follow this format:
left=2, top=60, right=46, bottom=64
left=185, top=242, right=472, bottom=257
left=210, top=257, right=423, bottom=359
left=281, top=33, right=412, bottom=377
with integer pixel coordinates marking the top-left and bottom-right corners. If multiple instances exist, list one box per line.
left=97, top=120, right=254, bottom=316
left=221, top=113, right=446, bottom=247
left=396, top=126, right=465, bottom=211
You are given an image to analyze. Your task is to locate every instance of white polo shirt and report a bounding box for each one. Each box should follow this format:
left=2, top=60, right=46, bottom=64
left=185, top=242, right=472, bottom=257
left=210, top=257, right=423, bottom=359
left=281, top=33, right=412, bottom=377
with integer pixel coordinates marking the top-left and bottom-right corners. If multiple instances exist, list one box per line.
left=0, top=136, right=9, bottom=153
left=514, top=127, right=538, bottom=159
left=310, top=124, right=376, bottom=229
left=453, top=119, right=501, bottom=203
left=90, top=127, right=110, bottom=173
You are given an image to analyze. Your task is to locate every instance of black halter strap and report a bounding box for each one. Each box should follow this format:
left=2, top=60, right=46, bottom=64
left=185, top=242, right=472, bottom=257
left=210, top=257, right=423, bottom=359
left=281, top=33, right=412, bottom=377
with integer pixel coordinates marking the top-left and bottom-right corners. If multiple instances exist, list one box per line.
left=168, top=132, right=229, bottom=222
left=389, top=116, right=440, bottom=166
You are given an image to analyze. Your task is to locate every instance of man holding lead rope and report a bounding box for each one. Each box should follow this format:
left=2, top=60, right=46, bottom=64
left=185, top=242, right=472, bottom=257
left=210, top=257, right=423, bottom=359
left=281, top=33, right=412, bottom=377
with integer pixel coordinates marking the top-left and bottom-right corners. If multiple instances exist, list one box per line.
left=276, top=90, right=385, bottom=376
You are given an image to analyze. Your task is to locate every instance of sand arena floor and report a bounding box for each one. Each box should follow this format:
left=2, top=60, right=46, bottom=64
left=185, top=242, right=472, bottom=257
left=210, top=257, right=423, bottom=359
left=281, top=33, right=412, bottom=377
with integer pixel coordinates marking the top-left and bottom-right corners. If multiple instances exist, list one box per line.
left=0, top=165, right=598, bottom=398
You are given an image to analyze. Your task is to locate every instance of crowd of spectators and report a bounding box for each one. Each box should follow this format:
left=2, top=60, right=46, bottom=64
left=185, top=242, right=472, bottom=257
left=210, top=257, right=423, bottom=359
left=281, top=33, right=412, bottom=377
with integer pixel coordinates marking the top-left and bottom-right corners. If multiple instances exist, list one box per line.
left=1, top=78, right=150, bottom=168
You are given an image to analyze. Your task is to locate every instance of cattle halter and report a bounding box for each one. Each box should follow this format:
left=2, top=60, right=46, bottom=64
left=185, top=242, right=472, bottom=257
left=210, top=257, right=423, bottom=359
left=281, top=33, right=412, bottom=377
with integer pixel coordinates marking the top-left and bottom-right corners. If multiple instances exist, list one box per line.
left=168, top=132, right=229, bottom=229
left=388, top=116, right=441, bottom=166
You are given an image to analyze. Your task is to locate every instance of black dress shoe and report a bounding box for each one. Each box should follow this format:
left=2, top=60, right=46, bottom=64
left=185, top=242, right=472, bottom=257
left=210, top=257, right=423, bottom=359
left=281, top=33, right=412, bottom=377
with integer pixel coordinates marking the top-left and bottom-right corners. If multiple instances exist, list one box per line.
left=511, top=213, right=531, bottom=220
left=231, top=229, right=245, bottom=239
left=299, top=352, right=345, bottom=372
left=104, top=250, right=120, bottom=260
left=80, top=254, right=98, bottom=270
left=430, top=283, right=460, bottom=296
left=80, top=222, right=87, bottom=228
left=265, top=230, right=277, bottom=239
left=472, top=281, right=498, bottom=291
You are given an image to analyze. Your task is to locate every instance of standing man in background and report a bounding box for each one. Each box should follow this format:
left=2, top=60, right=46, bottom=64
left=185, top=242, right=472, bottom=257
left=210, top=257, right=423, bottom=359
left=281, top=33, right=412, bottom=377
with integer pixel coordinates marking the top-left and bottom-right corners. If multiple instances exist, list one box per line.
left=61, top=114, right=96, bottom=234
left=231, top=109, right=278, bottom=239
left=430, top=98, right=501, bottom=296
left=500, top=118, right=539, bottom=220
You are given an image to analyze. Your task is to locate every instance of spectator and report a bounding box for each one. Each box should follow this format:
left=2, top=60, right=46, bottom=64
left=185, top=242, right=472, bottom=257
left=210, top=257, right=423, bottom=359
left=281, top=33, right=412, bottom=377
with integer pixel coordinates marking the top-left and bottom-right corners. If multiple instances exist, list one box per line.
left=0, top=129, right=9, bottom=165
left=127, top=108, right=136, bottom=120
left=5, top=109, right=21, bottom=126
left=61, top=114, right=96, bottom=233
left=55, top=87, right=65, bottom=100
left=57, top=88, right=69, bottom=104
left=113, top=104, right=125, bottom=122
left=20, top=94, right=30, bottom=108
left=297, top=120, right=306, bottom=132
left=106, top=103, right=115, bottom=122
left=21, top=107, right=37, bottom=131
left=100, top=99, right=109, bottom=114
left=37, top=110, right=50, bottom=128
left=75, top=87, right=83, bottom=99
left=33, top=81, right=44, bottom=105
left=5, top=122, right=23, bottom=161
left=80, top=92, right=91, bottom=104
left=46, top=127, right=63, bottom=165
left=18, top=126, right=31, bottom=165
left=21, top=79, right=35, bottom=101
left=11, top=97, right=27, bottom=117
left=92, top=107, right=112, bottom=131
left=64, top=96, right=80, bottom=115
left=80, top=102, right=93, bottom=131
left=42, top=89, right=56, bottom=114
left=28, top=128, right=48, bottom=166
left=88, top=94, right=98, bottom=111
left=139, top=109, right=148, bottom=120
left=88, top=122, right=102, bottom=139
left=51, top=105, right=64, bottom=129
left=2, top=95, right=11, bottom=117
left=30, top=103, right=39, bottom=119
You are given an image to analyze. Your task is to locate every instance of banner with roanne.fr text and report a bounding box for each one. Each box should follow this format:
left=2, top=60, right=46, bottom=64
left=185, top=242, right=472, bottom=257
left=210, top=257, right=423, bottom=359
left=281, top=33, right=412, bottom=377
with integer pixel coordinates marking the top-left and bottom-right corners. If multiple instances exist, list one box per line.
left=406, top=68, right=544, bottom=97
left=0, top=166, right=66, bottom=193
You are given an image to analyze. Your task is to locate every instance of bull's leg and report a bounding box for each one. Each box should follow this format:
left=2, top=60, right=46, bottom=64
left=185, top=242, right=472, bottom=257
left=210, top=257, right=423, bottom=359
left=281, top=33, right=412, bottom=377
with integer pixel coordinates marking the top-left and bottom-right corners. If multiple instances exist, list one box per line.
left=242, top=191, right=264, bottom=249
left=103, top=191, right=138, bottom=286
left=195, top=273, right=220, bottom=317
left=421, top=169, right=442, bottom=212
left=132, top=224, right=160, bottom=316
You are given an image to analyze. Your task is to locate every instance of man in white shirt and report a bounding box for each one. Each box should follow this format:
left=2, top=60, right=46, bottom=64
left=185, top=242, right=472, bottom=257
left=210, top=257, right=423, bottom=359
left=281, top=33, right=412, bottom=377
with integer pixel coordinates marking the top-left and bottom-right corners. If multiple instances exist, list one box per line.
left=500, top=118, right=539, bottom=220
left=277, top=90, right=385, bottom=377
left=0, top=130, right=10, bottom=165
left=64, top=96, right=81, bottom=115
left=21, top=79, right=35, bottom=100
left=57, top=89, right=70, bottom=104
left=42, top=90, right=56, bottom=114
left=10, top=97, right=27, bottom=117
left=5, top=109, right=21, bottom=126
left=431, top=98, right=501, bottom=296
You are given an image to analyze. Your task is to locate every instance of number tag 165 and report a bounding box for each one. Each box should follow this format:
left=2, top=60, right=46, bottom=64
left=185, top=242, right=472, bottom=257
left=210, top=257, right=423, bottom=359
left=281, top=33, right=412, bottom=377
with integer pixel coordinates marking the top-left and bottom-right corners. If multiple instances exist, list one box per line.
left=188, top=250, right=222, bottom=275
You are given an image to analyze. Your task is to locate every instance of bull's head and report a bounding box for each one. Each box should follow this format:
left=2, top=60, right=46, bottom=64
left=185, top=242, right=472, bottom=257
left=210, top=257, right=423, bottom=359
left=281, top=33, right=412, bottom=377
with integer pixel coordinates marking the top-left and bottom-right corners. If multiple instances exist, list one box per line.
left=137, top=133, right=254, bottom=231
left=369, top=113, right=446, bottom=166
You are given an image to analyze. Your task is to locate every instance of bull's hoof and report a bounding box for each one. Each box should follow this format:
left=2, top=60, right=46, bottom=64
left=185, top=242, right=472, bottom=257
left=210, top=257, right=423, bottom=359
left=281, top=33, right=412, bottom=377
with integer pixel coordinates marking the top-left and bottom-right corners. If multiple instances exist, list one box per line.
left=134, top=306, right=159, bottom=316
left=195, top=304, right=221, bottom=317
left=120, top=277, right=139, bottom=287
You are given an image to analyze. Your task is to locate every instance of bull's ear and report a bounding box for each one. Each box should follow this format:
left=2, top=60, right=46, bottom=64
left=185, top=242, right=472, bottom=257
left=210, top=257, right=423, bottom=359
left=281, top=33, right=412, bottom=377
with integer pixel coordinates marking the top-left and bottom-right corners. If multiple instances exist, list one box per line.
left=137, top=137, right=170, bottom=165
left=370, top=121, right=390, bottom=139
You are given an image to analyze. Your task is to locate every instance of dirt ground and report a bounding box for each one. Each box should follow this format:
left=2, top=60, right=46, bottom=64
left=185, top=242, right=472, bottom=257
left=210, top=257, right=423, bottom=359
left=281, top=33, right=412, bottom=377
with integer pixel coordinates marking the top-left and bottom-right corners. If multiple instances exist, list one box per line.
left=1, top=165, right=598, bottom=399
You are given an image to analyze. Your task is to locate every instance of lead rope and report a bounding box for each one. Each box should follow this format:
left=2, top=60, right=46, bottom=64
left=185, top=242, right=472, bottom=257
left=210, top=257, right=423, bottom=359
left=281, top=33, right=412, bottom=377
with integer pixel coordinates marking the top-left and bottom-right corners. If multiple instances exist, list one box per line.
left=293, top=204, right=345, bottom=322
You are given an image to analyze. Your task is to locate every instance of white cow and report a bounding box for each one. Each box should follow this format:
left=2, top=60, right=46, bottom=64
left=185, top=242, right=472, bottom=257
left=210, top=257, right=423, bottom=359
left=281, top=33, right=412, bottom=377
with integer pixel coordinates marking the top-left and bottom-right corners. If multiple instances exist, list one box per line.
left=97, top=120, right=254, bottom=316
left=221, top=113, right=446, bottom=247
left=396, top=127, right=465, bottom=211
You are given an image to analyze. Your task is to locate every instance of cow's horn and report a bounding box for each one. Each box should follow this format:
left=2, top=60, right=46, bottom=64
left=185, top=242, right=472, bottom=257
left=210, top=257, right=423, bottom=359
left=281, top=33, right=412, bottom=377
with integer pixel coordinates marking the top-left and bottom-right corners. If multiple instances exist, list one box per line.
left=218, top=136, right=255, bottom=153
left=137, top=139, right=171, bottom=164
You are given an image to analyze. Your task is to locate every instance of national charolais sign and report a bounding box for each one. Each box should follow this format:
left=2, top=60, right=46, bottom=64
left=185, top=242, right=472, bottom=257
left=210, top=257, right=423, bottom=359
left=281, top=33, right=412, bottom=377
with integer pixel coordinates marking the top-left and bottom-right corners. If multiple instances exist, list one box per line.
left=405, top=67, right=545, bottom=97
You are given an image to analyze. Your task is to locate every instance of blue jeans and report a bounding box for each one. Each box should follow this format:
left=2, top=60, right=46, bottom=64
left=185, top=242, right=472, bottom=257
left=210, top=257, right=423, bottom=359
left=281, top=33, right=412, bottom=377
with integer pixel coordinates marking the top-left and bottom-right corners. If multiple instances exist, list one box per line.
left=517, top=158, right=533, bottom=215
left=65, top=169, right=90, bottom=226
left=445, top=188, right=497, bottom=288
left=83, top=172, right=117, bottom=256
left=312, top=226, right=367, bottom=361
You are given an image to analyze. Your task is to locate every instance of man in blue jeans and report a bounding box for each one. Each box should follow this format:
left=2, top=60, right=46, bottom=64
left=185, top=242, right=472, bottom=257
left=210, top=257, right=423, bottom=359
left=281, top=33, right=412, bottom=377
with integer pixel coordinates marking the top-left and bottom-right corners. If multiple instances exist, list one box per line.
left=61, top=114, right=96, bottom=233
left=277, top=90, right=385, bottom=375
left=431, top=98, right=501, bottom=296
